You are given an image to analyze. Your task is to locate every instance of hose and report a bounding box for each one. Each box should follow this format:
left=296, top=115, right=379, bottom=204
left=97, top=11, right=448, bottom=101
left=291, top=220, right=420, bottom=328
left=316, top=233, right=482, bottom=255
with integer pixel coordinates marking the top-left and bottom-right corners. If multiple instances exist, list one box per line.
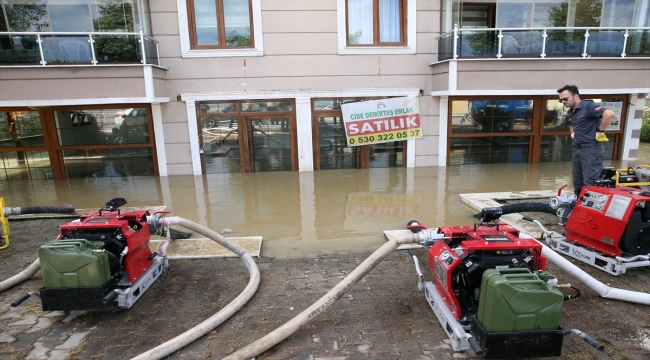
left=130, top=216, right=260, bottom=360
left=4, top=204, right=75, bottom=216
left=0, top=259, right=41, bottom=293
left=222, top=232, right=422, bottom=360
left=475, top=202, right=556, bottom=220
left=564, top=329, right=604, bottom=351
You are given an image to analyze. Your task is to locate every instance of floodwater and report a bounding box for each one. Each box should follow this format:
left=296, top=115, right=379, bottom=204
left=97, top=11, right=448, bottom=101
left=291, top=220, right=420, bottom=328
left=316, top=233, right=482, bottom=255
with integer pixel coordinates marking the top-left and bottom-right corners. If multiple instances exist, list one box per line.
left=2, top=142, right=649, bottom=259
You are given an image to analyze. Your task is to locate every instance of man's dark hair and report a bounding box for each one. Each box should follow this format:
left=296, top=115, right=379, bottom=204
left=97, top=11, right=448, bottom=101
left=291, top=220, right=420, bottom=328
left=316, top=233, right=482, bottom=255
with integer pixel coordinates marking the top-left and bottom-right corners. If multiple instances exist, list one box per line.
left=557, top=85, right=579, bottom=95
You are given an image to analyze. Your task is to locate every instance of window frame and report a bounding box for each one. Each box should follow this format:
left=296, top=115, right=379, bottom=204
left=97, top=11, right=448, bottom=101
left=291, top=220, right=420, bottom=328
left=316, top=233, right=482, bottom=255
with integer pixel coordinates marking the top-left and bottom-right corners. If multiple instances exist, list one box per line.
left=337, top=0, right=416, bottom=55
left=178, top=0, right=263, bottom=58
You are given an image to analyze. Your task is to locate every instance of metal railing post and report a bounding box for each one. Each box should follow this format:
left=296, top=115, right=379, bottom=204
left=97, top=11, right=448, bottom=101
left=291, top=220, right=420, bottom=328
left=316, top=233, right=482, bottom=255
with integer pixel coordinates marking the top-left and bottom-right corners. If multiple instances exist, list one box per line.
left=36, top=34, right=46, bottom=65
left=497, top=30, right=503, bottom=58
left=453, top=24, right=459, bottom=59
left=139, top=27, right=147, bottom=65
left=621, top=29, right=629, bottom=58
left=88, top=34, right=97, bottom=65
left=541, top=29, right=547, bottom=58
left=582, top=29, right=590, bottom=58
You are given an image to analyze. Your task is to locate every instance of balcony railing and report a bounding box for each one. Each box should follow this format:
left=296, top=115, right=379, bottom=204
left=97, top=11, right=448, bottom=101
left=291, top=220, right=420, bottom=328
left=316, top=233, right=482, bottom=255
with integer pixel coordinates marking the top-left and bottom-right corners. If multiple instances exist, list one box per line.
left=0, top=28, right=159, bottom=66
left=436, top=26, right=650, bottom=62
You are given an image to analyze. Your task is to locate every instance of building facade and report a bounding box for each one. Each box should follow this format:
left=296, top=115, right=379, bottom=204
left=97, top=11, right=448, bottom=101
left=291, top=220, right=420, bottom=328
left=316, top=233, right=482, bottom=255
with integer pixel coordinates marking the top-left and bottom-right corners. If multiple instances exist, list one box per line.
left=0, top=0, right=648, bottom=180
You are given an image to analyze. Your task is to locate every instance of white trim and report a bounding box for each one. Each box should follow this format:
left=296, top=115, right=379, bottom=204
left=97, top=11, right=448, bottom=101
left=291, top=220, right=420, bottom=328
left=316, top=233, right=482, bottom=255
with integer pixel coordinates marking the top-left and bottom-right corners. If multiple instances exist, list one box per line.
left=406, top=138, right=415, bottom=167
left=430, top=88, right=650, bottom=97
left=336, top=0, right=416, bottom=55
left=185, top=101, right=202, bottom=175
left=177, top=0, right=264, bottom=58
left=621, top=94, right=641, bottom=161
left=181, top=88, right=422, bottom=101
left=143, top=66, right=154, bottom=100
left=295, top=97, right=314, bottom=171
left=151, top=103, right=168, bottom=176
left=0, top=97, right=169, bottom=107
left=438, top=96, right=448, bottom=166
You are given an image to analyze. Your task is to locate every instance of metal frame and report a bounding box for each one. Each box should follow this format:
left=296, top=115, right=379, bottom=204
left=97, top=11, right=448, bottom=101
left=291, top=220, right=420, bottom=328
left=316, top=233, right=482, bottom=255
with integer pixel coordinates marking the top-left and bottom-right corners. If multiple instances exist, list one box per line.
left=545, top=236, right=650, bottom=276
left=115, top=254, right=168, bottom=309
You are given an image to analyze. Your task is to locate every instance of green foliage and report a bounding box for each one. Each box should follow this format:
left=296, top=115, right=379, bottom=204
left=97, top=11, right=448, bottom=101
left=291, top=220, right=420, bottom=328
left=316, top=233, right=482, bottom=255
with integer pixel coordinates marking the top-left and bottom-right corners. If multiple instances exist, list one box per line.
left=641, top=107, right=650, bottom=143
left=465, top=32, right=493, bottom=55
left=92, top=1, right=137, bottom=62
left=545, top=0, right=602, bottom=43
left=226, top=29, right=252, bottom=47
left=3, top=0, right=49, bottom=32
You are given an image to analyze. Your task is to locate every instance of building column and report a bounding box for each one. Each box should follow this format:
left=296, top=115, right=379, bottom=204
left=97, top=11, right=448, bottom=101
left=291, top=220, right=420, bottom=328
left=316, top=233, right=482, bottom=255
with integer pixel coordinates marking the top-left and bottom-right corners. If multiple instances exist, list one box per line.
left=295, top=96, right=314, bottom=171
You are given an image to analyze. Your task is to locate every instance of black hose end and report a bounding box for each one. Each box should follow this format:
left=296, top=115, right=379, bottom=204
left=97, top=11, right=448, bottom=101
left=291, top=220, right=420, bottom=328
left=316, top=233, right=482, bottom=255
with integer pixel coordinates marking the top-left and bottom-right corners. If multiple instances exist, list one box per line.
left=11, top=293, right=32, bottom=307
left=468, top=337, right=483, bottom=356
left=582, top=334, right=605, bottom=351
left=522, top=216, right=534, bottom=222
left=103, top=290, right=118, bottom=305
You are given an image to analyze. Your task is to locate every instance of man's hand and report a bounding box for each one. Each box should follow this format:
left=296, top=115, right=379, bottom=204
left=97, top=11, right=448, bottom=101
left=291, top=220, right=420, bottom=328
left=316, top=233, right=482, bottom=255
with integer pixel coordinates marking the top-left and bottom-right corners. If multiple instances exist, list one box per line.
left=595, top=131, right=608, bottom=142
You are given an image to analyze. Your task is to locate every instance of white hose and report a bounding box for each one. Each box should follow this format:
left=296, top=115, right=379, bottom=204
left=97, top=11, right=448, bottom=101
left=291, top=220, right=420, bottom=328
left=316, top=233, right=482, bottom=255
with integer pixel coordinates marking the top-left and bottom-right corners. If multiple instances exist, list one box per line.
left=0, top=259, right=41, bottom=293
left=223, top=232, right=421, bottom=360
left=131, top=216, right=260, bottom=360
left=538, top=240, right=650, bottom=305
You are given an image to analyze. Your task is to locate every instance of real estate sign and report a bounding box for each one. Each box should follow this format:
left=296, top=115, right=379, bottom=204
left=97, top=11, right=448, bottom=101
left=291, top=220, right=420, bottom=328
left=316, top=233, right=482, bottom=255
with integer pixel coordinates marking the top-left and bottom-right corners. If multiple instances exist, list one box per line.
left=341, top=97, right=422, bottom=147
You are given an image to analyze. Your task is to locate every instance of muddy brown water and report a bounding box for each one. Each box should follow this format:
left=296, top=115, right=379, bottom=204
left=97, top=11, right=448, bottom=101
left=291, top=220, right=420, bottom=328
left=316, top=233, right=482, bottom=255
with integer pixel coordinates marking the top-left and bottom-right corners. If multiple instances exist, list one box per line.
left=2, top=143, right=649, bottom=259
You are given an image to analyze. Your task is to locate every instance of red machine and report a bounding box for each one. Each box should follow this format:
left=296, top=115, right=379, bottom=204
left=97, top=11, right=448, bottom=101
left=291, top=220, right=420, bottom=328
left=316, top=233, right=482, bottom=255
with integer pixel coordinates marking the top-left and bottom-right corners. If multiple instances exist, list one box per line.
left=563, top=186, right=650, bottom=257
left=424, top=223, right=547, bottom=324
left=34, top=198, right=169, bottom=311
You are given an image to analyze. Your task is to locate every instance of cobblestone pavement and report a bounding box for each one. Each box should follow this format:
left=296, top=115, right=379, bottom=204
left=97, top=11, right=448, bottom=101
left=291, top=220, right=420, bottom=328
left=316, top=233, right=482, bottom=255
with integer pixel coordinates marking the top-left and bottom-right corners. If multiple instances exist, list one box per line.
left=1, top=218, right=650, bottom=360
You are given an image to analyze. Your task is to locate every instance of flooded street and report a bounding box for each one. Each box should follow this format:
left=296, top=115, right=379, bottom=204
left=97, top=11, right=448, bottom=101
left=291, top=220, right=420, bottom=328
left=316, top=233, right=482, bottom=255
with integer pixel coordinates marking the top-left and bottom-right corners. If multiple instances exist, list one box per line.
left=2, top=142, right=649, bottom=259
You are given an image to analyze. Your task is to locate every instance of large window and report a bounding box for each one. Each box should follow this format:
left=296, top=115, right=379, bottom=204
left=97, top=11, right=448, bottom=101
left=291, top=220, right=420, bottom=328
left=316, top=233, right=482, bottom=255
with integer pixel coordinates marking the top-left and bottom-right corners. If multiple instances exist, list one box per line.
left=448, top=96, right=627, bottom=165
left=187, top=0, right=253, bottom=49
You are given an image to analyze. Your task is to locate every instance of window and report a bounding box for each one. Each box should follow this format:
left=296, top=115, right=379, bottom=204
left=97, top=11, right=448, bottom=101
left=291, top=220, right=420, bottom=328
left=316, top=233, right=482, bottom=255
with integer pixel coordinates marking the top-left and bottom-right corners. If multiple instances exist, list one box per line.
left=187, top=0, right=253, bottom=48
left=179, top=0, right=263, bottom=57
left=337, top=0, right=416, bottom=54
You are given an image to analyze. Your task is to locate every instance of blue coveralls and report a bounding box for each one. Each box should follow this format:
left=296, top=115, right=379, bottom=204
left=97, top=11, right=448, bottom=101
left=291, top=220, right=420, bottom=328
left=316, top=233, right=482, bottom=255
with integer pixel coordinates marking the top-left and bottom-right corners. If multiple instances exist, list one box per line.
left=568, top=100, right=607, bottom=196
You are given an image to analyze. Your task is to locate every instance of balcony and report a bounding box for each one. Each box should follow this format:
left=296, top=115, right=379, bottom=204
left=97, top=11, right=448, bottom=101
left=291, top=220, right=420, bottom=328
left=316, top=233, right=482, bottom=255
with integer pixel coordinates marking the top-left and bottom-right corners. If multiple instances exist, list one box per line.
left=436, top=26, right=650, bottom=62
left=0, top=30, right=160, bottom=66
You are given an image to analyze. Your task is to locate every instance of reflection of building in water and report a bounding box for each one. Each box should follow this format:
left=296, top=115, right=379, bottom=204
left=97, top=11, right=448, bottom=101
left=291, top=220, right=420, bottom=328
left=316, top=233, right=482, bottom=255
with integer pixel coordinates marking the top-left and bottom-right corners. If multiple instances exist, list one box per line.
left=344, top=192, right=421, bottom=227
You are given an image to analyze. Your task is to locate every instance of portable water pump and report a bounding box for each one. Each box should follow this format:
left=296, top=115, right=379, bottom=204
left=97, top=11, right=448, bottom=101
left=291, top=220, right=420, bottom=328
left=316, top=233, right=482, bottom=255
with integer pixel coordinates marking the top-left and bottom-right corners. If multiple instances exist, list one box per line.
left=12, top=198, right=169, bottom=311
left=405, top=220, right=601, bottom=358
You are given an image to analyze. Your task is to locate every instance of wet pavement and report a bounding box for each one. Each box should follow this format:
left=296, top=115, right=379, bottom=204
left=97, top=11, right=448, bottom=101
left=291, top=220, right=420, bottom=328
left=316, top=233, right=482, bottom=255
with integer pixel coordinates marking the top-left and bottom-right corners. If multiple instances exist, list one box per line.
left=1, top=146, right=650, bottom=359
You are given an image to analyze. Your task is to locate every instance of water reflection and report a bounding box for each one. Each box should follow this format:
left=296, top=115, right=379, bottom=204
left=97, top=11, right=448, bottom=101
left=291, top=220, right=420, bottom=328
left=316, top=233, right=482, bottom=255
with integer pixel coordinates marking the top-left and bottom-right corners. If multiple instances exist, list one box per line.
left=2, top=143, right=649, bottom=259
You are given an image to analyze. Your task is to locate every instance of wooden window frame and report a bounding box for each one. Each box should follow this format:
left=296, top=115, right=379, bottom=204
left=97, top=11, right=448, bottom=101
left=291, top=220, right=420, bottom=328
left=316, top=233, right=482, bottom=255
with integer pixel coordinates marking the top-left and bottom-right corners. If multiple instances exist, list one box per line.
left=186, top=0, right=255, bottom=50
left=345, top=0, right=408, bottom=47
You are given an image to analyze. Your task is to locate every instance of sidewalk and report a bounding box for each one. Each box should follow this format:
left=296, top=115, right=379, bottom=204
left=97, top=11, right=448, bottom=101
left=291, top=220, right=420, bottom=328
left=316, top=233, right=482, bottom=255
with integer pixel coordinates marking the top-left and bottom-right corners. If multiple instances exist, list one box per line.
left=1, top=217, right=649, bottom=359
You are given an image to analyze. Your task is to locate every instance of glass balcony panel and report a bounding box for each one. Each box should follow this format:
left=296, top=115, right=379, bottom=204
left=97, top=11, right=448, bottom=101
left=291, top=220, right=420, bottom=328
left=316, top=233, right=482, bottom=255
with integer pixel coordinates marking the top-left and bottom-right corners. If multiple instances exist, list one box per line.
left=586, top=30, right=625, bottom=56
left=438, top=33, right=453, bottom=61
left=545, top=30, right=586, bottom=56
left=93, top=34, right=139, bottom=63
left=143, top=37, right=159, bottom=65
left=501, top=30, right=544, bottom=56
left=458, top=30, right=498, bottom=57
left=0, top=35, right=41, bottom=64
left=626, top=30, right=650, bottom=56
left=41, top=35, right=93, bottom=64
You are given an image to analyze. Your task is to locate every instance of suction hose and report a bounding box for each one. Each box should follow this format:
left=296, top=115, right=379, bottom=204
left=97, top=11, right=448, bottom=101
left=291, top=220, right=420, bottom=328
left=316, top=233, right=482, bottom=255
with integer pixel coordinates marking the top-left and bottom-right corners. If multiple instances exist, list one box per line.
left=130, top=216, right=260, bottom=360
left=476, top=202, right=555, bottom=221
left=538, top=240, right=650, bottom=305
left=4, top=204, right=75, bottom=216
left=0, top=259, right=41, bottom=293
left=222, top=232, right=422, bottom=360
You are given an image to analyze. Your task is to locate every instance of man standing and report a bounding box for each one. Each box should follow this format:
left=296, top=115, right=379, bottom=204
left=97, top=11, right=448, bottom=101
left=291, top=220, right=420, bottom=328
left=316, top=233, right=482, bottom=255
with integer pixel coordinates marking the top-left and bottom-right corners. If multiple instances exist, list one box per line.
left=557, top=85, right=615, bottom=196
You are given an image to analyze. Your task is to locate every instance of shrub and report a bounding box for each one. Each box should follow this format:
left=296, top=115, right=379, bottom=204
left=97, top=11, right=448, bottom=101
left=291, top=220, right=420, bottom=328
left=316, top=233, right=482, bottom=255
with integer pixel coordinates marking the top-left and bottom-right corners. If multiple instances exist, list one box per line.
left=642, top=107, right=650, bottom=143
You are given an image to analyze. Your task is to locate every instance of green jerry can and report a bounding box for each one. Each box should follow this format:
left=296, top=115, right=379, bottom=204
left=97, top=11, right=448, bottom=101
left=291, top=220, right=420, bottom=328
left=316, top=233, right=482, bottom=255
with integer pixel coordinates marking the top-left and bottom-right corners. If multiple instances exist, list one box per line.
left=477, top=268, right=564, bottom=333
left=39, top=239, right=111, bottom=289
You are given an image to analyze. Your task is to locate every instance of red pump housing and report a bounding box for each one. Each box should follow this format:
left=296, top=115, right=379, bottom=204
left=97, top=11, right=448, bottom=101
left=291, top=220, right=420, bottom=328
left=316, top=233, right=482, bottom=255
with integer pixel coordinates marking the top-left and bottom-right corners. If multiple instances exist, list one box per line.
left=58, top=209, right=154, bottom=284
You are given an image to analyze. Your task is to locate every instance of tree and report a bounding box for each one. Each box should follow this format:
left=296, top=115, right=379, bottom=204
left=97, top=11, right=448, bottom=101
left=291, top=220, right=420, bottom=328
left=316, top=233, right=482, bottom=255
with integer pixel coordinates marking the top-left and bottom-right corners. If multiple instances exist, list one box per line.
left=545, top=0, right=602, bottom=43
left=226, top=29, right=252, bottom=47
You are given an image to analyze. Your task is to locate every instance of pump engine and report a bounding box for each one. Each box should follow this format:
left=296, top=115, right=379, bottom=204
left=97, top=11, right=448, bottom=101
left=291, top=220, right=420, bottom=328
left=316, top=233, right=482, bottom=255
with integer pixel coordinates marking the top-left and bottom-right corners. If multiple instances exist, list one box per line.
left=33, top=198, right=168, bottom=311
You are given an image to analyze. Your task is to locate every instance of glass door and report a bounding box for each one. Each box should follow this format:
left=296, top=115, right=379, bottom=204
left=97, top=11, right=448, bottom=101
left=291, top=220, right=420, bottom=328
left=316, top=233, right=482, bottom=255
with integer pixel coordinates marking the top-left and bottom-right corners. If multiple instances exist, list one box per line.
left=244, top=116, right=293, bottom=172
